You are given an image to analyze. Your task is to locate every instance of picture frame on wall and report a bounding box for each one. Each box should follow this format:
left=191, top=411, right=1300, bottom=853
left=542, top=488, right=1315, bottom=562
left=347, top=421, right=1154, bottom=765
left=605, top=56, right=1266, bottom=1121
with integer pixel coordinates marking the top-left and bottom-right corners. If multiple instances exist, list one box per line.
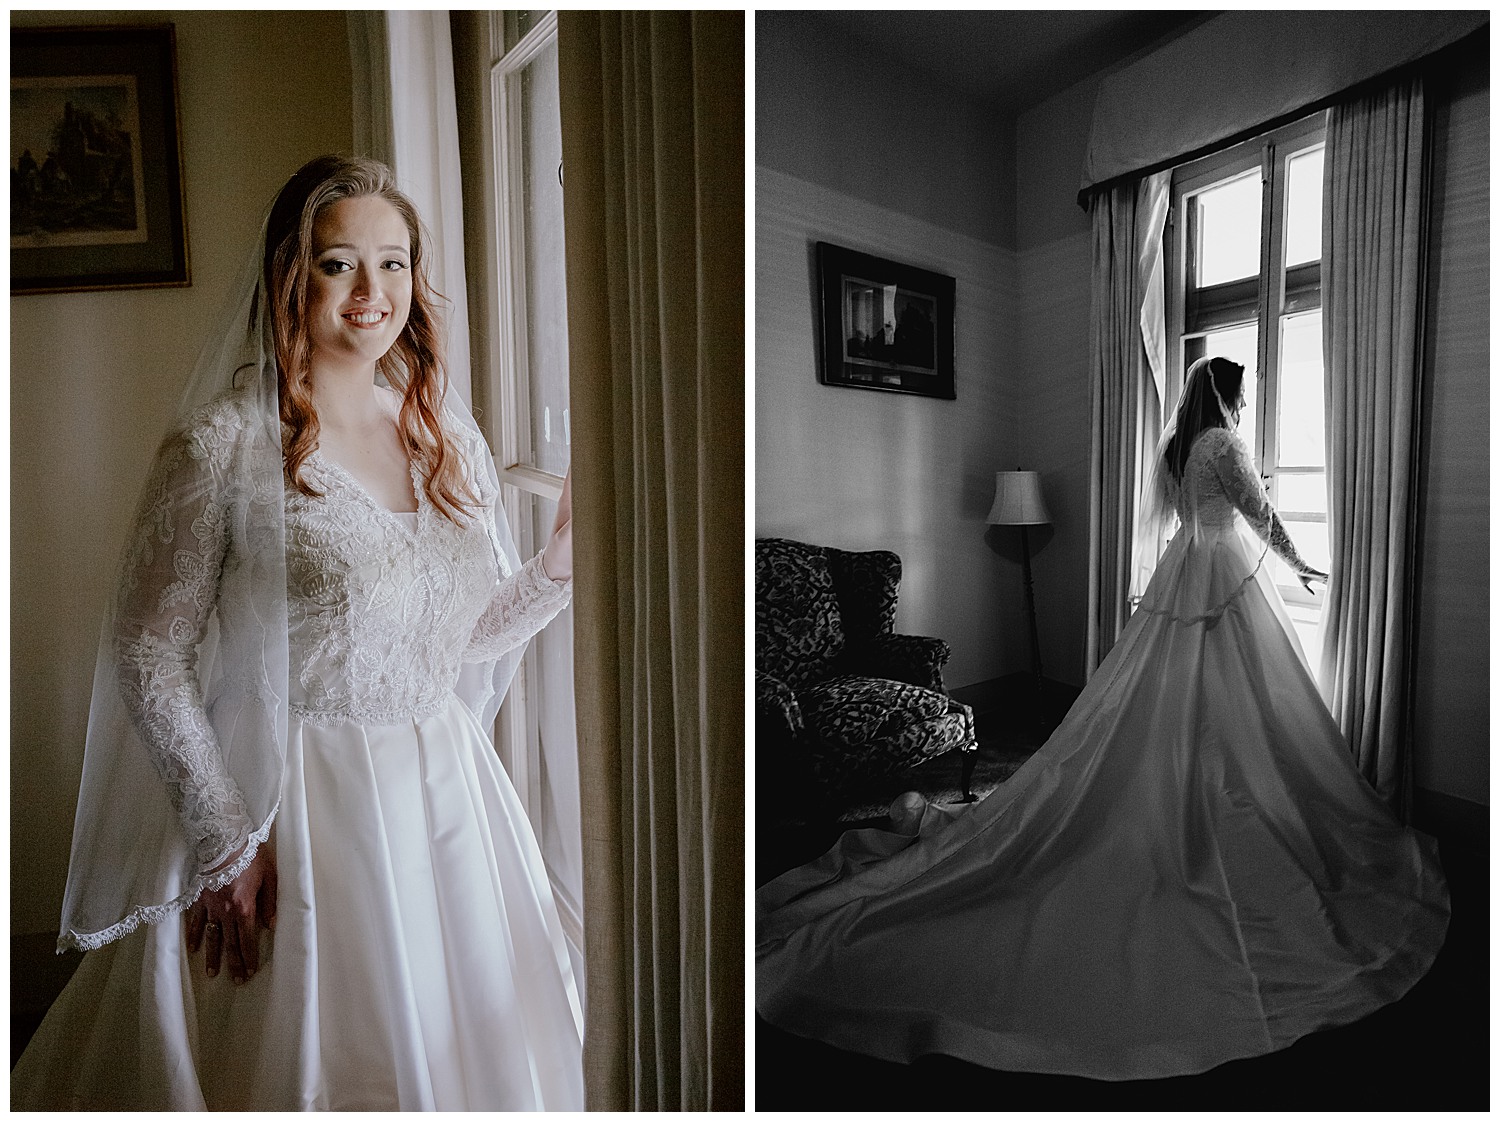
left=816, top=240, right=956, bottom=399
left=11, top=24, right=190, bottom=295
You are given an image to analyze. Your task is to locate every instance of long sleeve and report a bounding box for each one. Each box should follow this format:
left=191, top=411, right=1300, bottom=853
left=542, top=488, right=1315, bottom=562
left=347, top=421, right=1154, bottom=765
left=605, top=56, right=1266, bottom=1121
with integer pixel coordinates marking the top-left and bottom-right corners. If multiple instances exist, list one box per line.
left=1209, top=432, right=1316, bottom=574
left=464, top=553, right=573, bottom=662
left=113, top=425, right=253, bottom=871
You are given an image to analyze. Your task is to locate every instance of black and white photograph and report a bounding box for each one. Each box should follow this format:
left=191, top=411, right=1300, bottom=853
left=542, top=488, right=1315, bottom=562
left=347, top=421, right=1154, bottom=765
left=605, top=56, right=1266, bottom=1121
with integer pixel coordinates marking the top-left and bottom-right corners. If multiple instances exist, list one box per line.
left=756, top=9, right=1487, bottom=1112
left=817, top=239, right=956, bottom=397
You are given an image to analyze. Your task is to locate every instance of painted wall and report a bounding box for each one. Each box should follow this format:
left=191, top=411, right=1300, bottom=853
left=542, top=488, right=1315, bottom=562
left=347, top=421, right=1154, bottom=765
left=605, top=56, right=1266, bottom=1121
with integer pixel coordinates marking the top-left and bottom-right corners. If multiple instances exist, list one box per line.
left=1013, top=76, right=1103, bottom=687
left=756, top=16, right=1025, bottom=690
left=11, top=10, right=355, bottom=934
left=756, top=12, right=1016, bottom=252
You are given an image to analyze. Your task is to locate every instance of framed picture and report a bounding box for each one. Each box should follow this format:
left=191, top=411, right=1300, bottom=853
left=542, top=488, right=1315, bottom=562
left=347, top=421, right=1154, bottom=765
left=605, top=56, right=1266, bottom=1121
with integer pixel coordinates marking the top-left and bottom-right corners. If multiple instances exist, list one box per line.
left=816, top=241, right=956, bottom=399
left=11, top=25, right=190, bottom=295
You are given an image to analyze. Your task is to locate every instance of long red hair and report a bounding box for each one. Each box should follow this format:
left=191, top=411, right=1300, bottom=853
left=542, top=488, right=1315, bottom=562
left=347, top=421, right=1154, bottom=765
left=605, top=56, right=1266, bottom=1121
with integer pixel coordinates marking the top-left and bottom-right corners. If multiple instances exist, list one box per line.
left=263, top=155, right=478, bottom=522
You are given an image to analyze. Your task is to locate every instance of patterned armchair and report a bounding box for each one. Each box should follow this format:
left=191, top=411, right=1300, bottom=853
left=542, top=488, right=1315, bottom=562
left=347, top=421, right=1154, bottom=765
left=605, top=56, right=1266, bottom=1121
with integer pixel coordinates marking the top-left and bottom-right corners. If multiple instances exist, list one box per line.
left=755, top=537, right=976, bottom=803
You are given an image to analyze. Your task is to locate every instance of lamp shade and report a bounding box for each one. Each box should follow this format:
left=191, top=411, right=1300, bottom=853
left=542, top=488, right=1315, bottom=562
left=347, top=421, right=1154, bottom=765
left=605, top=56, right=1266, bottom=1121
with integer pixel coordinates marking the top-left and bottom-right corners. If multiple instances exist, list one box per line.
left=987, top=470, right=1051, bottom=525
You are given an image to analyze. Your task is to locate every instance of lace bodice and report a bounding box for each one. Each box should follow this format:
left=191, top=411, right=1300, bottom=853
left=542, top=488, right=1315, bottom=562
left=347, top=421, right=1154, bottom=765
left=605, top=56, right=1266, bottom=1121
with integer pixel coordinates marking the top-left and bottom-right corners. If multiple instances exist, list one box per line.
left=1173, top=427, right=1312, bottom=572
left=114, top=394, right=570, bottom=871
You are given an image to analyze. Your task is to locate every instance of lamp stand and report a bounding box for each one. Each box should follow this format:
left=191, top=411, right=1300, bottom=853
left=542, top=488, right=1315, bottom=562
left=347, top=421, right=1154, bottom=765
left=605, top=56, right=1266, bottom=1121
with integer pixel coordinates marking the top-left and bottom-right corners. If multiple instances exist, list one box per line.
left=1021, top=524, right=1043, bottom=688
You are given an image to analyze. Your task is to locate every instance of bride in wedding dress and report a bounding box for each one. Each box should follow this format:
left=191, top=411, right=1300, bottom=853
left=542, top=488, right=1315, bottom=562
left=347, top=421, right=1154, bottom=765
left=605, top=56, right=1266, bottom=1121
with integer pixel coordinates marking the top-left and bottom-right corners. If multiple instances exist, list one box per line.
left=757, top=356, right=1449, bottom=1081
left=13, top=156, right=583, bottom=1109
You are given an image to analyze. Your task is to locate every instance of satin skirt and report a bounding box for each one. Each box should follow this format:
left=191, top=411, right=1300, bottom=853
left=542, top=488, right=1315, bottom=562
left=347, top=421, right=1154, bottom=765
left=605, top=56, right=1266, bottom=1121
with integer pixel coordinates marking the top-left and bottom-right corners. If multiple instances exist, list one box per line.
left=757, top=526, right=1449, bottom=1081
left=13, top=699, right=584, bottom=1110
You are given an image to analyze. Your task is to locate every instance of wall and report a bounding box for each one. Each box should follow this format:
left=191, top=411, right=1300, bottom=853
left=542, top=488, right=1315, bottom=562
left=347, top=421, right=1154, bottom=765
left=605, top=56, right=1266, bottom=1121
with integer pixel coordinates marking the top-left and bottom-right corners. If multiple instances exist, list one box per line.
left=1012, top=35, right=1491, bottom=806
left=755, top=16, right=1025, bottom=689
left=10, top=10, right=354, bottom=935
left=1013, top=76, right=1103, bottom=688
left=756, top=13, right=1016, bottom=252
left=1411, top=36, right=1490, bottom=806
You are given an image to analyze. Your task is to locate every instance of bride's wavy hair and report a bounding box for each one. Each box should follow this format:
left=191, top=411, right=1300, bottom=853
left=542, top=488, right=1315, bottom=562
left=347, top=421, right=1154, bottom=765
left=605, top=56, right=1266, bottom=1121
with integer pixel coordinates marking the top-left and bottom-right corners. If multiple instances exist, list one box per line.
left=1164, top=356, right=1245, bottom=481
left=263, top=154, right=479, bottom=523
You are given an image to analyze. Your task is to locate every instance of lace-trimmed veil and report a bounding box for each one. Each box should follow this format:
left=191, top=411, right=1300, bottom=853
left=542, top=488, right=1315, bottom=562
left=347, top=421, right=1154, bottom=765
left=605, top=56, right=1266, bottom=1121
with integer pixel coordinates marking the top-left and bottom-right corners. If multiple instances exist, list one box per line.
left=57, top=170, right=523, bottom=952
left=1132, top=355, right=1243, bottom=598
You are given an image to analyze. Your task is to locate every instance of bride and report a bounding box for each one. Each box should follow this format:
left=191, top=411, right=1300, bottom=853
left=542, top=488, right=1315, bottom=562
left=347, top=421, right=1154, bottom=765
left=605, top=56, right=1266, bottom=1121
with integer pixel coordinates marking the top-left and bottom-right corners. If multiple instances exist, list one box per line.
left=13, top=156, right=583, bottom=1109
left=757, top=355, right=1449, bottom=1081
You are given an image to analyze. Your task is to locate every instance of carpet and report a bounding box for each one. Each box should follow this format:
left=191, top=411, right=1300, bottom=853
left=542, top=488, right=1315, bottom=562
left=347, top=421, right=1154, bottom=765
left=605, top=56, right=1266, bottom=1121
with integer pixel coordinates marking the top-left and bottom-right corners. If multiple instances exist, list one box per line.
left=833, top=748, right=1032, bottom=825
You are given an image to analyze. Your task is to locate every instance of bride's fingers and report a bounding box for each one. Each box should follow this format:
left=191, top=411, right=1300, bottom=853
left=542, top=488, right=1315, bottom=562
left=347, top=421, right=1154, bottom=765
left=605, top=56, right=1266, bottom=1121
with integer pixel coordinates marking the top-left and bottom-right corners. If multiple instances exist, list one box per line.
left=184, top=906, right=205, bottom=953
left=204, top=918, right=224, bottom=978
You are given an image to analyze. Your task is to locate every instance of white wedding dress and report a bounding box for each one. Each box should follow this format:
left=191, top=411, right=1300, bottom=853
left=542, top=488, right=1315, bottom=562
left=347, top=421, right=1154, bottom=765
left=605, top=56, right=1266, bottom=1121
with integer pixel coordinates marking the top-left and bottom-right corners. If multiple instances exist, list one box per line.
left=13, top=394, right=584, bottom=1109
left=757, top=426, right=1449, bottom=1081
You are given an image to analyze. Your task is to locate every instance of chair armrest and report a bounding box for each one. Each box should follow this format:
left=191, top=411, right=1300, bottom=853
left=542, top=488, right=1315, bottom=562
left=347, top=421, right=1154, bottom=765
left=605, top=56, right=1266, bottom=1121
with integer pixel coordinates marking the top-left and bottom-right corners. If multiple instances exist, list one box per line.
left=838, top=634, right=950, bottom=691
left=755, top=669, right=803, bottom=737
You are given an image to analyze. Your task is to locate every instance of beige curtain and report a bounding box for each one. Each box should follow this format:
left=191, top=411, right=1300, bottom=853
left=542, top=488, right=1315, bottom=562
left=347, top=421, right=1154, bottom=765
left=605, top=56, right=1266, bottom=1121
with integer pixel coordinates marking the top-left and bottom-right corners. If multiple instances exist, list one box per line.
left=557, top=11, right=744, bottom=1111
left=1085, top=171, right=1170, bottom=673
left=1319, top=79, right=1428, bottom=813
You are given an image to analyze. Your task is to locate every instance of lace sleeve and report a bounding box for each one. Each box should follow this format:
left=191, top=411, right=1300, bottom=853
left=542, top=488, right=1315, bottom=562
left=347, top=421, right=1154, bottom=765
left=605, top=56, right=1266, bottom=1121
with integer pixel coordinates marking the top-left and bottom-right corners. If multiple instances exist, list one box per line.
left=113, top=424, right=253, bottom=871
left=464, top=553, right=572, bottom=662
left=1210, top=432, right=1314, bottom=574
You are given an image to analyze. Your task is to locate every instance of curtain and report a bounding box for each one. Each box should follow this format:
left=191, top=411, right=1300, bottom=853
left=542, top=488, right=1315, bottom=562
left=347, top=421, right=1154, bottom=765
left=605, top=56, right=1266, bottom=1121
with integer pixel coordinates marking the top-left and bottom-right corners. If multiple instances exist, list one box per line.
left=557, top=12, right=745, bottom=1112
left=1319, top=79, right=1429, bottom=813
left=1085, top=171, right=1170, bottom=673
left=346, top=11, right=475, bottom=405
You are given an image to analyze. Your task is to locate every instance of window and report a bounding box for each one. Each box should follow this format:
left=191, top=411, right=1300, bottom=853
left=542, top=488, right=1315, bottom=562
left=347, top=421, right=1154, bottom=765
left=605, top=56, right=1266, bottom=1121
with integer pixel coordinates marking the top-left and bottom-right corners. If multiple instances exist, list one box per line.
left=470, top=11, right=583, bottom=963
left=1167, top=114, right=1329, bottom=657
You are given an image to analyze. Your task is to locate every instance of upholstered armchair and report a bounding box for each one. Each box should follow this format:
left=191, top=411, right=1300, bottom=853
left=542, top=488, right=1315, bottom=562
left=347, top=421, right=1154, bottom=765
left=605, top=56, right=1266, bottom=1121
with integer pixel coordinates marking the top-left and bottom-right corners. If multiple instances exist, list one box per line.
left=755, top=537, right=976, bottom=805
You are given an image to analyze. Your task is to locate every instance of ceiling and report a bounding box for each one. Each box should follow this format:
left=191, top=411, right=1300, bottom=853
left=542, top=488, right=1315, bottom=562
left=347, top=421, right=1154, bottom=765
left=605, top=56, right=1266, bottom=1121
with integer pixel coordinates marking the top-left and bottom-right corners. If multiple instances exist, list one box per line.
left=803, top=11, right=1211, bottom=116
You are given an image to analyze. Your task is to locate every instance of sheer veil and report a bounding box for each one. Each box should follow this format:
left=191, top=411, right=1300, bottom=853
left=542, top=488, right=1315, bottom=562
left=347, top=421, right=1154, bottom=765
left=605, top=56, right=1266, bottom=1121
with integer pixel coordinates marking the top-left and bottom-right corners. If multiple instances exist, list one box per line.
left=58, top=173, right=523, bottom=952
left=1132, top=356, right=1243, bottom=598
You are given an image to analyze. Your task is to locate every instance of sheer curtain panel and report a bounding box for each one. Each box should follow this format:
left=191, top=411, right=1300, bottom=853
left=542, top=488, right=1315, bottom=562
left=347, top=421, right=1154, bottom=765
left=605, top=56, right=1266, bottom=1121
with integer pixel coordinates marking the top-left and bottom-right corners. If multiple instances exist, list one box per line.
left=1319, top=79, right=1429, bottom=813
left=346, top=11, right=475, bottom=405
left=556, top=11, right=745, bottom=1111
left=1086, top=172, right=1170, bottom=673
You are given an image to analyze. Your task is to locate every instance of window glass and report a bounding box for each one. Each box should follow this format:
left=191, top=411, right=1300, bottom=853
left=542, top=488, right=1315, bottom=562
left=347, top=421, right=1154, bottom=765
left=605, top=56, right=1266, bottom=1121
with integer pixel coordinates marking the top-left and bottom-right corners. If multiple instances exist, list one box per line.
left=501, top=10, right=550, bottom=53
left=1284, top=148, right=1324, bottom=267
left=1269, top=521, right=1330, bottom=583
left=1198, top=322, right=1259, bottom=466
left=1196, top=171, right=1262, bottom=286
left=1275, top=473, right=1327, bottom=516
left=519, top=44, right=570, bottom=477
left=1275, top=310, right=1324, bottom=467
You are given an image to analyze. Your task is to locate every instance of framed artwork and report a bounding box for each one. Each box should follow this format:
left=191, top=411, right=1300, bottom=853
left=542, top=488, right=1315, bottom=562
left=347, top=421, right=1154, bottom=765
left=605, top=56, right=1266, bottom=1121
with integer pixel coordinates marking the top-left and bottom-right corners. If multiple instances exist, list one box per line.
left=11, top=25, right=190, bottom=295
left=816, top=241, right=956, bottom=399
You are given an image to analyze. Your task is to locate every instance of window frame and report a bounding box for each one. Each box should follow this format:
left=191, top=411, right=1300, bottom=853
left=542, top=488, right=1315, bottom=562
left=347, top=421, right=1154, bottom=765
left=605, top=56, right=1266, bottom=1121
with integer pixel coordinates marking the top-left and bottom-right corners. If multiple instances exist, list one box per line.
left=468, top=9, right=583, bottom=953
left=1166, top=111, right=1329, bottom=613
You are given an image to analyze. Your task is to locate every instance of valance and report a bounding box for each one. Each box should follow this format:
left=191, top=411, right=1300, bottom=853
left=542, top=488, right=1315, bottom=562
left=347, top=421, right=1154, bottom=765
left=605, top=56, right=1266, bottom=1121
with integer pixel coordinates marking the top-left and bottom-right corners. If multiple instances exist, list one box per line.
left=1080, top=10, right=1487, bottom=201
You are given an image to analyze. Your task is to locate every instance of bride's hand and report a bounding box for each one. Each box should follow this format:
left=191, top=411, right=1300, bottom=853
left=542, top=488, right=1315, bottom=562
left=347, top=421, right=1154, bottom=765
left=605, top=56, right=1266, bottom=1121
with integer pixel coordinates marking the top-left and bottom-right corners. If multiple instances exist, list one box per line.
left=185, top=842, right=277, bottom=984
left=1297, top=568, right=1329, bottom=593
left=542, top=467, right=573, bottom=582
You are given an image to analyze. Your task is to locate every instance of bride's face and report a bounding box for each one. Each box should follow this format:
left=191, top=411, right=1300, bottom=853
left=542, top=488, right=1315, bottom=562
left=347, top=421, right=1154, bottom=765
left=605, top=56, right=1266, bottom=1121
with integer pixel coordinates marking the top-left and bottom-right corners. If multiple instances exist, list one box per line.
left=306, top=195, right=413, bottom=373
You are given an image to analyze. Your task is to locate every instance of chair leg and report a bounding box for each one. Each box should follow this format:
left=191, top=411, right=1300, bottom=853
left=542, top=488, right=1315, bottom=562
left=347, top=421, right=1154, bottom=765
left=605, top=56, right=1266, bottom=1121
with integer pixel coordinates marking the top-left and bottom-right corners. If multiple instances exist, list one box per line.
left=959, top=749, right=977, bottom=802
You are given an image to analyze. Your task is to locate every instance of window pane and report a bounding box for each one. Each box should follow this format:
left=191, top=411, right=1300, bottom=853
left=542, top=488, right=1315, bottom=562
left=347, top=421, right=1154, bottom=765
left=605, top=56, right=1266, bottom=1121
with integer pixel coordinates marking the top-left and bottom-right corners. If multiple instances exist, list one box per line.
left=1274, top=472, right=1326, bottom=517
left=1198, top=322, right=1259, bottom=465
left=1270, top=519, right=1329, bottom=579
left=519, top=44, right=570, bottom=477
left=1284, top=147, right=1324, bottom=267
left=1196, top=171, right=1262, bottom=287
left=1285, top=601, right=1323, bottom=665
left=501, top=10, right=550, bottom=53
left=1276, top=310, right=1324, bottom=468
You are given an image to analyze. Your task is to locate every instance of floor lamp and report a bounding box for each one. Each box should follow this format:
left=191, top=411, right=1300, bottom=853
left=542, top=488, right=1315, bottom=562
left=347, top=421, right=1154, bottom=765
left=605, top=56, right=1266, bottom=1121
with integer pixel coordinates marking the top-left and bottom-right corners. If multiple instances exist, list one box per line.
left=987, top=470, right=1051, bottom=690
